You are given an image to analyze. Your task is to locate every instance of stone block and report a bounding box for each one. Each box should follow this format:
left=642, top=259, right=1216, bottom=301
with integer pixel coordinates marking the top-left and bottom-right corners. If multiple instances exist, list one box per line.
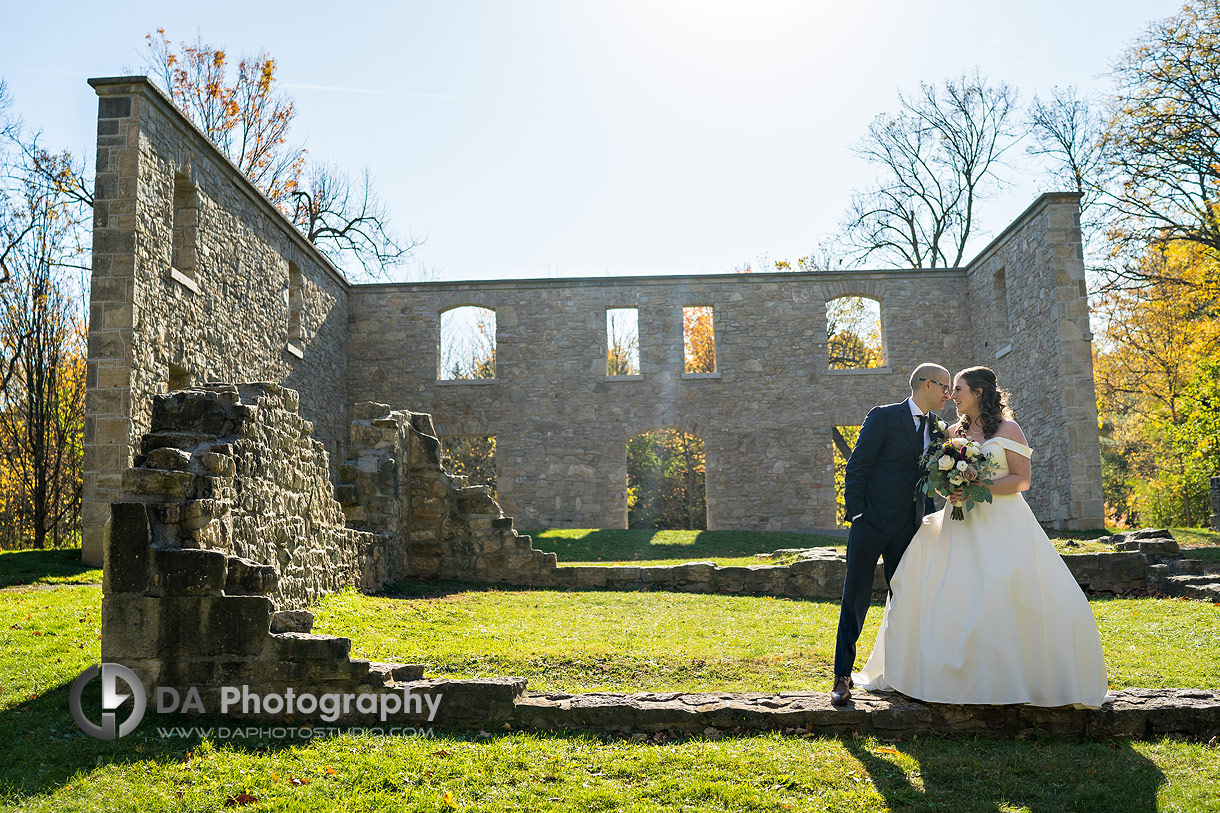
left=123, top=467, right=196, bottom=499
left=148, top=547, right=227, bottom=596
left=225, top=556, right=279, bottom=596
left=200, top=595, right=274, bottom=657
left=270, top=609, right=315, bottom=634
left=104, top=502, right=152, bottom=595
left=265, top=632, right=352, bottom=662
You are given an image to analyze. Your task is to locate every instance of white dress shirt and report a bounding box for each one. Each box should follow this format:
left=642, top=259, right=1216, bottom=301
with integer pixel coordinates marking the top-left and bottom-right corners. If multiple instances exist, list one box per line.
left=907, top=398, right=931, bottom=453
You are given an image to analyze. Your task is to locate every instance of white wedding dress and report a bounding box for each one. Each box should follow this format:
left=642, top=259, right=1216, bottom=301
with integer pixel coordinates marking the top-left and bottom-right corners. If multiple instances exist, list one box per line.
left=855, top=436, right=1109, bottom=708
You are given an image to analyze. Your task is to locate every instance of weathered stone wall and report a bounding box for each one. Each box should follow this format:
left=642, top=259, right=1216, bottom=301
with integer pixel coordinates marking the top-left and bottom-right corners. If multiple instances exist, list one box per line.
left=337, top=402, right=557, bottom=582
left=85, top=73, right=1105, bottom=566
left=119, top=383, right=390, bottom=608
left=85, top=77, right=351, bottom=565
left=346, top=198, right=1103, bottom=531
left=964, top=194, right=1104, bottom=529
left=347, top=273, right=977, bottom=531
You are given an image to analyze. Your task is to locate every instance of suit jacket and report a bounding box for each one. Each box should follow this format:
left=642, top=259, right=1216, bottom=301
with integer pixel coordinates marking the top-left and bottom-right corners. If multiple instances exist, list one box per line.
left=844, top=400, right=940, bottom=534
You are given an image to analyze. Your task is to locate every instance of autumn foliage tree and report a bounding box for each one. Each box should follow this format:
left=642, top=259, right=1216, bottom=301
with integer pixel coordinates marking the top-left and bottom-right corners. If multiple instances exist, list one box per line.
left=682, top=306, right=716, bottom=373
left=0, top=86, right=88, bottom=548
left=1102, top=0, right=1220, bottom=291
left=1093, top=242, right=1219, bottom=526
left=138, top=30, right=416, bottom=280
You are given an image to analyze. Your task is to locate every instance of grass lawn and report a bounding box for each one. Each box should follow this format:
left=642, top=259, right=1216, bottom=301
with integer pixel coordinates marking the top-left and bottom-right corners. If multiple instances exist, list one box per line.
left=2, top=549, right=1220, bottom=810
left=0, top=548, right=101, bottom=589
left=525, top=528, right=846, bottom=567
left=321, top=585, right=1220, bottom=695
left=527, top=527, right=1220, bottom=566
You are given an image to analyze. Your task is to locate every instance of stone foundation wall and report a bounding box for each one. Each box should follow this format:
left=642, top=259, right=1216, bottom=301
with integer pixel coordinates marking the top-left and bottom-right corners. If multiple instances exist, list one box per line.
left=118, top=383, right=393, bottom=608
left=337, top=402, right=557, bottom=583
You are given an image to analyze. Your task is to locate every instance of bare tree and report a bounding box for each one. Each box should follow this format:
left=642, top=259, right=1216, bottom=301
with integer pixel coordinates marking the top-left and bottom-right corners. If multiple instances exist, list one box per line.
left=1027, top=86, right=1108, bottom=231
left=290, top=163, right=418, bottom=281
left=1101, top=0, right=1220, bottom=291
left=133, top=30, right=418, bottom=281
left=842, top=70, right=1019, bottom=269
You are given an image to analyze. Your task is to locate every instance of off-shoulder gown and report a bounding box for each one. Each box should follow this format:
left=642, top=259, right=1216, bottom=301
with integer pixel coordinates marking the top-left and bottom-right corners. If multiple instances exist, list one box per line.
left=855, top=436, right=1108, bottom=708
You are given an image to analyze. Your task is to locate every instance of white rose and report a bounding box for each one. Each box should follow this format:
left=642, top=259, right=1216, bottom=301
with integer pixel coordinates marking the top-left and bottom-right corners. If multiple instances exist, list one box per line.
left=938, top=455, right=955, bottom=471
left=956, top=460, right=968, bottom=471
left=949, top=473, right=965, bottom=486
left=936, top=419, right=947, bottom=433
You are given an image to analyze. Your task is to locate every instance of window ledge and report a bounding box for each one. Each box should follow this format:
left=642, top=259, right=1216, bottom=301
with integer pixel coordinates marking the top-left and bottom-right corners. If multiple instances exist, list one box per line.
left=605, top=374, right=644, bottom=381
left=285, top=342, right=304, bottom=359
left=826, top=366, right=891, bottom=375
left=169, top=267, right=200, bottom=294
left=436, top=377, right=498, bottom=386
left=681, top=371, right=721, bottom=380
left=995, top=342, right=1013, bottom=360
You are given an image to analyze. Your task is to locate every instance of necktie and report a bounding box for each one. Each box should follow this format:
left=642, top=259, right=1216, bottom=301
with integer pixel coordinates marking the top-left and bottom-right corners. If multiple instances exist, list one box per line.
left=916, top=414, right=927, bottom=447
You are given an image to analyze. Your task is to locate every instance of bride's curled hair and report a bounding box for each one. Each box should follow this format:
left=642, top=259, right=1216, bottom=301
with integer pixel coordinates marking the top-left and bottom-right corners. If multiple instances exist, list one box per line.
left=954, top=366, right=1014, bottom=439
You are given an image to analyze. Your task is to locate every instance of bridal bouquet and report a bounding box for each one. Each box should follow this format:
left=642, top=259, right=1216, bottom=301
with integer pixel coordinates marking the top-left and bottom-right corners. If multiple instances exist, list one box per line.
left=918, top=437, right=1000, bottom=520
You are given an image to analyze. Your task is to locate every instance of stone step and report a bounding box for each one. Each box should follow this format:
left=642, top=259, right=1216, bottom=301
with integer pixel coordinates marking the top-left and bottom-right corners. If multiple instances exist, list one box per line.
left=363, top=661, right=427, bottom=686
left=1163, top=575, right=1220, bottom=601
left=512, top=688, right=1220, bottom=740
left=141, top=431, right=217, bottom=454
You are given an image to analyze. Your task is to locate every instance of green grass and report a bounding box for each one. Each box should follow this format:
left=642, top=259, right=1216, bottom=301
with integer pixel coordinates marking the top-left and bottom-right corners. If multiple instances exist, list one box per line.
left=526, top=527, right=1220, bottom=565
left=0, top=548, right=101, bottom=589
left=2, top=584, right=1220, bottom=810
left=525, top=529, right=844, bottom=567
left=321, top=585, right=1220, bottom=695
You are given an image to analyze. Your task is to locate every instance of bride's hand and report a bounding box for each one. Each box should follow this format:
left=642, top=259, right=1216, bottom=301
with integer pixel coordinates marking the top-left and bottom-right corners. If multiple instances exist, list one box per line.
left=947, top=490, right=965, bottom=505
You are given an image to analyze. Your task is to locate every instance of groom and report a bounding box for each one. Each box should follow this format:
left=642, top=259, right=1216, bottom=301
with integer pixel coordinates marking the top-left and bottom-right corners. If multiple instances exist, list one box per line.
left=830, top=363, right=951, bottom=705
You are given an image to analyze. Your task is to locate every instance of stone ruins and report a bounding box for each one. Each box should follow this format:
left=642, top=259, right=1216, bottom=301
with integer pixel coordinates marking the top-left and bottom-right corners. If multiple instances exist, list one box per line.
left=87, top=76, right=1220, bottom=736
left=85, top=76, right=1104, bottom=570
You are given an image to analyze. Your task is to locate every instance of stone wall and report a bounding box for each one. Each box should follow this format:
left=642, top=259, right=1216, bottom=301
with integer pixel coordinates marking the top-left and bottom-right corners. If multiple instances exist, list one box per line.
left=85, top=77, right=351, bottom=565
left=964, top=195, right=1104, bottom=529
left=85, top=73, right=1106, bottom=569
left=118, top=383, right=389, bottom=608
left=346, top=194, right=1102, bottom=531
left=337, top=402, right=557, bottom=583
left=347, top=272, right=977, bottom=531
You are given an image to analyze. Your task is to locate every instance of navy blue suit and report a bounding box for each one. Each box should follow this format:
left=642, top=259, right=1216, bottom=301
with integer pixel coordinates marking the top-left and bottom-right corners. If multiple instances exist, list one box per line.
left=833, top=400, right=939, bottom=677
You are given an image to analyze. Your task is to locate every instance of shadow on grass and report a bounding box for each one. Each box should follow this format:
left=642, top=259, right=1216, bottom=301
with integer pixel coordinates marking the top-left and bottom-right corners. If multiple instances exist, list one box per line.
left=1182, top=546, right=1220, bottom=564
left=523, top=528, right=844, bottom=564
left=0, top=548, right=101, bottom=589
left=0, top=679, right=321, bottom=805
left=844, top=735, right=1164, bottom=812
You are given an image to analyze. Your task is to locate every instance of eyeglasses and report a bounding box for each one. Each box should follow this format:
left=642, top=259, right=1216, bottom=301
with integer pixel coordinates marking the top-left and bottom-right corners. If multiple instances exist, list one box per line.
left=918, top=378, right=951, bottom=394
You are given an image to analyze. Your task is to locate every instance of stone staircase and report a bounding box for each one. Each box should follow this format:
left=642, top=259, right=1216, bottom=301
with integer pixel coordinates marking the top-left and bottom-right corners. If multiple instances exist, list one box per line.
left=1103, top=529, right=1220, bottom=601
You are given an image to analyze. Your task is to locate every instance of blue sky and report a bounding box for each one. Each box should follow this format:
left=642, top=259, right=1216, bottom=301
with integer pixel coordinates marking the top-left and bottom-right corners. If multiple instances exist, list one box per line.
left=0, top=0, right=1183, bottom=281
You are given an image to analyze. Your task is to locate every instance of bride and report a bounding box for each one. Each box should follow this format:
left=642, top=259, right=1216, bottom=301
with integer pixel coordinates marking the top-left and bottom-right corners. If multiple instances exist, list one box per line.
left=854, top=366, right=1109, bottom=708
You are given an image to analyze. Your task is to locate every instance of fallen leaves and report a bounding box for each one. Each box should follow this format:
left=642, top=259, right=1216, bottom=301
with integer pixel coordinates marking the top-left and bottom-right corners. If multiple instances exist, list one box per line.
left=224, top=793, right=258, bottom=807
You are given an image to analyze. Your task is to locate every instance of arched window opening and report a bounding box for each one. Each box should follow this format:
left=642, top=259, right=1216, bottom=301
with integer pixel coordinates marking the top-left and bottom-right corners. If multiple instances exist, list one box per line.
left=626, top=428, right=706, bottom=530
left=439, top=306, right=496, bottom=380
left=606, top=308, right=640, bottom=376
left=827, top=296, right=883, bottom=370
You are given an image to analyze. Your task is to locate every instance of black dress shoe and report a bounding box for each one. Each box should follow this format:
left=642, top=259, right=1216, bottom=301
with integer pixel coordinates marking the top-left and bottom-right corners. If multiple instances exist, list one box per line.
left=831, top=674, right=853, bottom=705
